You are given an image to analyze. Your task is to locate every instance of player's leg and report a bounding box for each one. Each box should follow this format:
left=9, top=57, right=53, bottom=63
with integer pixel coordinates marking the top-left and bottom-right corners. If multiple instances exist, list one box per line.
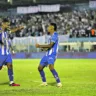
left=7, top=63, right=14, bottom=84
left=48, top=56, right=62, bottom=87
left=38, top=56, right=48, bottom=86
left=0, top=66, right=2, bottom=70
left=38, top=65, right=46, bottom=82
left=38, top=65, right=47, bottom=86
left=6, top=54, right=20, bottom=86
left=49, top=64, right=62, bottom=87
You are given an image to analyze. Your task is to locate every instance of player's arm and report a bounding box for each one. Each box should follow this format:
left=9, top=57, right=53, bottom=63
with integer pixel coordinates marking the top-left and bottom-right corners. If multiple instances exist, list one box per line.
left=10, top=26, right=24, bottom=33
left=10, top=44, right=14, bottom=51
left=35, top=42, right=55, bottom=49
left=9, top=43, right=15, bottom=54
left=41, top=48, right=49, bottom=51
left=36, top=33, right=57, bottom=49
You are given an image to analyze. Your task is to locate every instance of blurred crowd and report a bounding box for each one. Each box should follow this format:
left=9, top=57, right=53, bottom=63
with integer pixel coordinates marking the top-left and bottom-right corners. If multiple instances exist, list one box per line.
left=1, top=10, right=96, bottom=38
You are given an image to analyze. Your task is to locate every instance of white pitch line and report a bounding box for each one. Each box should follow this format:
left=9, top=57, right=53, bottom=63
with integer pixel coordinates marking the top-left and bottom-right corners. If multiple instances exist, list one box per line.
left=32, top=80, right=41, bottom=83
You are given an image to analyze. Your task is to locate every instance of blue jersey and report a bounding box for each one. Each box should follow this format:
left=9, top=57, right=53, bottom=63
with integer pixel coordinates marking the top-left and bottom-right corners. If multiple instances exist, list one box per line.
left=40, top=32, right=59, bottom=65
left=0, top=32, right=11, bottom=55
left=46, top=32, right=58, bottom=56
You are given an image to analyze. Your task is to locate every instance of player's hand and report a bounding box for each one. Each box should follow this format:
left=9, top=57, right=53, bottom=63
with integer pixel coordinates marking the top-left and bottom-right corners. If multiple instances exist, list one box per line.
left=41, top=48, right=44, bottom=51
left=41, top=48, right=48, bottom=51
left=35, top=43, right=40, bottom=48
left=19, top=26, right=24, bottom=30
left=12, top=50, right=15, bottom=55
left=12, top=50, right=15, bottom=54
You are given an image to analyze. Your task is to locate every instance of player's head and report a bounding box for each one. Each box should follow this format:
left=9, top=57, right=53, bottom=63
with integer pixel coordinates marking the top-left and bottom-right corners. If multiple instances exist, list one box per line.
left=47, top=23, right=57, bottom=34
left=1, top=18, right=10, bottom=30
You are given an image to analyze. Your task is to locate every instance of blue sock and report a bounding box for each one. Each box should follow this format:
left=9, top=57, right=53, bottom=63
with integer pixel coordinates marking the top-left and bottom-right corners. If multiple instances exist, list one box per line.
left=39, top=70, right=46, bottom=82
left=51, top=69, right=60, bottom=83
left=8, top=69, right=14, bottom=82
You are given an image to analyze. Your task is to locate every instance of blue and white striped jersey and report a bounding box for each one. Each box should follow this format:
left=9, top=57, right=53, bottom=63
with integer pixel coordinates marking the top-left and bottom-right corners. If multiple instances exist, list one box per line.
left=0, top=31, right=11, bottom=55
left=46, top=32, right=59, bottom=56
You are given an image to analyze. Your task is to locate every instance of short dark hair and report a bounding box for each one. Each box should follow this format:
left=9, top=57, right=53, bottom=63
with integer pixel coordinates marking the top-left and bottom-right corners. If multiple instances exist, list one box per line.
left=50, top=23, right=57, bottom=31
left=2, top=18, right=10, bottom=23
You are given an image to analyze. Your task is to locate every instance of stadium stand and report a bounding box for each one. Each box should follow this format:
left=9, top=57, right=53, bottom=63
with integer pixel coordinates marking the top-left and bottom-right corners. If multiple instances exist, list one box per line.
left=4, top=10, right=96, bottom=38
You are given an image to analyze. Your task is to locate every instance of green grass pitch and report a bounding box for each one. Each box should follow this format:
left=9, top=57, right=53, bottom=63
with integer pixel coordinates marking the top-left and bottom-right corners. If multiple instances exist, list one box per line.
left=0, top=59, right=96, bottom=96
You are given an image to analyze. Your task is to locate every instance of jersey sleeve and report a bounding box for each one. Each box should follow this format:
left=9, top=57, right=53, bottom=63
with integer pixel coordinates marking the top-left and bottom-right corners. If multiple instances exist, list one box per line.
left=51, top=34, right=58, bottom=43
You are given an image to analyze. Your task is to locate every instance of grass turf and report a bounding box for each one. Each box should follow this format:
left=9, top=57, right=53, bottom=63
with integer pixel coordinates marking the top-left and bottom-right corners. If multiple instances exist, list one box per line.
left=0, top=59, right=96, bottom=96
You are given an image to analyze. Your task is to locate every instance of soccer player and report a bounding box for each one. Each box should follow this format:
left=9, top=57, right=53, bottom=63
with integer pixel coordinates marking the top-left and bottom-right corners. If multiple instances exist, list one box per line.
left=0, top=18, right=24, bottom=86
left=35, top=23, right=62, bottom=87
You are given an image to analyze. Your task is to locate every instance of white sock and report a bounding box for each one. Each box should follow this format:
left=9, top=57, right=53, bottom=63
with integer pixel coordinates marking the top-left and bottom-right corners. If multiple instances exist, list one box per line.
left=10, top=81, right=14, bottom=84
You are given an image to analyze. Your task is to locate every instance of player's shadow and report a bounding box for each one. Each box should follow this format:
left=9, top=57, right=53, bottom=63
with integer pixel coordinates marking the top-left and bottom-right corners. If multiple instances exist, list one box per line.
left=48, top=82, right=56, bottom=86
left=0, top=82, right=9, bottom=85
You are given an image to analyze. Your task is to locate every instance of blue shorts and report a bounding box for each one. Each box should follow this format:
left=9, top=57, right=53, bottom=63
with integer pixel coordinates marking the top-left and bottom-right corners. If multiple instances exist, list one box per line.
left=40, top=55, right=56, bottom=66
left=0, top=54, right=12, bottom=67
